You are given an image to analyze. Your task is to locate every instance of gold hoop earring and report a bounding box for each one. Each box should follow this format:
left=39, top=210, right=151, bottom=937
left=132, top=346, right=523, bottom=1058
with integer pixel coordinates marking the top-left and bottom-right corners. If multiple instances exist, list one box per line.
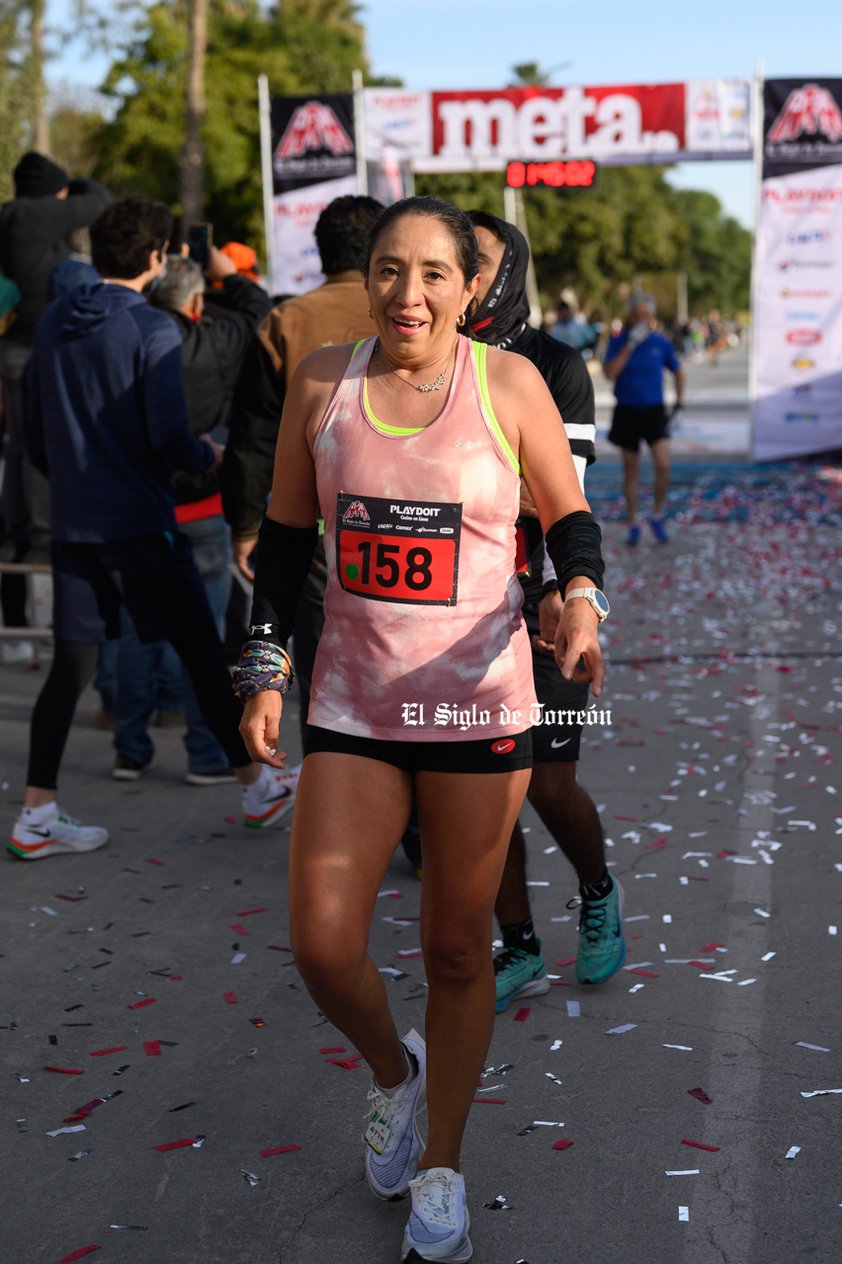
left=456, top=312, right=466, bottom=328
left=368, top=308, right=372, bottom=318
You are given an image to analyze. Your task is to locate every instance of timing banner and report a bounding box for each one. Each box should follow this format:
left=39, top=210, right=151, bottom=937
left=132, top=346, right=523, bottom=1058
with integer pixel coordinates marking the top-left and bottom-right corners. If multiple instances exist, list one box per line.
left=363, top=80, right=751, bottom=171
left=752, top=79, right=842, bottom=461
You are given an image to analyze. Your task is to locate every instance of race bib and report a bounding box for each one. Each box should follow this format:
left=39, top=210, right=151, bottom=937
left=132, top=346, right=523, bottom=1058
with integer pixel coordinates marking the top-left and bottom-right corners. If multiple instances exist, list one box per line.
left=336, top=493, right=461, bottom=605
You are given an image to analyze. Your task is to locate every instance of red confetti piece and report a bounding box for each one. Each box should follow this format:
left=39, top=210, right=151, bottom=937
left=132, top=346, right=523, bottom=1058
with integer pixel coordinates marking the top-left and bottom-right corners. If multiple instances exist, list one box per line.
left=613, top=814, right=639, bottom=821
left=61, top=1247, right=101, bottom=1262
left=224, top=992, right=238, bottom=1005
left=627, top=969, right=659, bottom=978
left=259, top=1144, right=302, bottom=1157
left=44, top=1065, right=85, bottom=1075
left=319, top=1046, right=346, bottom=1054
left=168, top=975, right=183, bottom=981
left=472, top=1097, right=507, bottom=1105
left=688, top=1087, right=712, bottom=1105
left=689, top=960, right=716, bottom=971
left=326, top=1055, right=364, bottom=1070
left=144, top=1041, right=162, bottom=1057
left=555, top=956, right=576, bottom=967
left=128, top=998, right=156, bottom=1009
left=146, top=857, right=165, bottom=866
left=89, top=1046, right=128, bottom=1057
left=153, top=1137, right=196, bottom=1151
left=716, top=850, right=736, bottom=859
left=552, top=1139, right=574, bottom=1151
left=237, top=908, right=268, bottom=916
left=55, top=893, right=84, bottom=902
left=230, top=924, right=251, bottom=935
left=681, top=1139, right=721, bottom=1152
left=700, top=942, right=725, bottom=952
left=513, top=1007, right=530, bottom=1022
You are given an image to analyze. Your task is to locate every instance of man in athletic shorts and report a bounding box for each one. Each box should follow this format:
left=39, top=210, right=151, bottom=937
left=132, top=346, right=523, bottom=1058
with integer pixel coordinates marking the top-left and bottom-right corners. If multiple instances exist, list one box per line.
left=468, top=211, right=626, bottom=1007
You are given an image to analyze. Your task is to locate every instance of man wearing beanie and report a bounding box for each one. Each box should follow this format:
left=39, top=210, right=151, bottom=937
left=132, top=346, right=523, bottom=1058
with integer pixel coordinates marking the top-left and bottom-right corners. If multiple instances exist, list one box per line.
left=0, top=152, right=110, bottom=580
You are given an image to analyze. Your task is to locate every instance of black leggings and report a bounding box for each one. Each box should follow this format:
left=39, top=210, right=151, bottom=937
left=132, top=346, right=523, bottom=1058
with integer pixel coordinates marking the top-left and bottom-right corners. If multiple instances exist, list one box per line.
left=27, top=636, right=250, bottom=790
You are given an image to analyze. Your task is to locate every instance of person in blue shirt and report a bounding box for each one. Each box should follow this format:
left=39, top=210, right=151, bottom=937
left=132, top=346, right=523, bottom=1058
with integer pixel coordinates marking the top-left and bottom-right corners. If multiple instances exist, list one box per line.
left=604, top=295, right=684, bottom=545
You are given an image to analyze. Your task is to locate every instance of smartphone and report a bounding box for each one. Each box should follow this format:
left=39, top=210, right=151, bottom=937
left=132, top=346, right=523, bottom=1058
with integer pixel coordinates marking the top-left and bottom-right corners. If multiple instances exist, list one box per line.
left=187, top=222, right=212, bottom=269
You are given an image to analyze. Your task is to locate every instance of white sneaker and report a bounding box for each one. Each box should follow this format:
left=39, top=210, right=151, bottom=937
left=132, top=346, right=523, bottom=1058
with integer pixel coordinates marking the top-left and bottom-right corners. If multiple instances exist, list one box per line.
left=364, top=1029, right=426, bottom=1200
left=241, top=765, right=297, bottom=829
left=9, top=808, right=109, bottom=860
left=402, top=1167, right=472, bottom=1262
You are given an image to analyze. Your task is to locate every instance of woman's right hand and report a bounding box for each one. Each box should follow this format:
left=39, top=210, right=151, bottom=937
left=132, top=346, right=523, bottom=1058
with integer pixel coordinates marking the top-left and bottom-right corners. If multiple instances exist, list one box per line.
left=239, top=690, right=288, bottom=768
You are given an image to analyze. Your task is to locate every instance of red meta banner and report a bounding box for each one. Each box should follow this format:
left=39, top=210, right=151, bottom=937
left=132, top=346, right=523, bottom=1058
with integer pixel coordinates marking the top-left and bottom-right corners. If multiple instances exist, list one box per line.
left=506, top=159, right=598, bottom=189
left=430, top=84, right=686, bottom=163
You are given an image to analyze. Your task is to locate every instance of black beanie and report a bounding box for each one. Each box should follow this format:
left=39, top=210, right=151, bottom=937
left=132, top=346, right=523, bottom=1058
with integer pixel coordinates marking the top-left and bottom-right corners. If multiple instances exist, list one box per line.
left=13, top=151, right=69, bottom=199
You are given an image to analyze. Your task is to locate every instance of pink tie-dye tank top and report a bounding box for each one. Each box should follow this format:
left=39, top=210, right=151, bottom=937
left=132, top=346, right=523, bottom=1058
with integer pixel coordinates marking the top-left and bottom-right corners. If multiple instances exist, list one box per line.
left=308, top=334, right=537, bottom=741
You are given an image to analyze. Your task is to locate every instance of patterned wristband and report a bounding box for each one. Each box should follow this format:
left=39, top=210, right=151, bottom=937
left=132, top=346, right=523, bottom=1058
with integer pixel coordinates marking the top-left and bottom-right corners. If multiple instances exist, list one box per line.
left=232, top=640, right=294, bottom=704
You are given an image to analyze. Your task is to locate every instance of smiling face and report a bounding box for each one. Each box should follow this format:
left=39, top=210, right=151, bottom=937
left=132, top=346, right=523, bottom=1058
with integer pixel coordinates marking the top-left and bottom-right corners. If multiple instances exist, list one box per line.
left=365, top=213, right=480, bottom=367
left=473, top=224, right=506, bottom=308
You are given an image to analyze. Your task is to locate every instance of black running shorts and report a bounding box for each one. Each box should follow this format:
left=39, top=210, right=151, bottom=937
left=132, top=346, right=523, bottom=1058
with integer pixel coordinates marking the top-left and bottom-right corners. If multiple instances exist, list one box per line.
left=304, top=725, right=533, bottom=774
left=608, top=403, right=670, bottom=452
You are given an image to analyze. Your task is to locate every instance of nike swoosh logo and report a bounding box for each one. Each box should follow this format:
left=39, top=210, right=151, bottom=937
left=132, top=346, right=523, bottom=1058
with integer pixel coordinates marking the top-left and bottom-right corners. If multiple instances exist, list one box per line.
left=25, top=827, right=52, bottom=837
left=263, top=790, right=292, bottom=804
left=551, top=738, right=572, bottom=749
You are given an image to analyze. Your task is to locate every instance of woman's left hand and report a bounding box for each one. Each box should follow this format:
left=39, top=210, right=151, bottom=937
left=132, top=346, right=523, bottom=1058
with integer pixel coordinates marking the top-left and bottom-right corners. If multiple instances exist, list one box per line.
left=553, top=600, right=605, bottom=697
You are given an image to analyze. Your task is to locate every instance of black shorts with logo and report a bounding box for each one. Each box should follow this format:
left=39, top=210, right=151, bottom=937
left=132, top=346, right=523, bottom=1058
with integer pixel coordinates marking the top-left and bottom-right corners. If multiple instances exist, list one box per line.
left=608, top=403, right=670, bottom=453
left=525, top=603, right=591, bottom=763
left=304, top=725, right=533, bottom=774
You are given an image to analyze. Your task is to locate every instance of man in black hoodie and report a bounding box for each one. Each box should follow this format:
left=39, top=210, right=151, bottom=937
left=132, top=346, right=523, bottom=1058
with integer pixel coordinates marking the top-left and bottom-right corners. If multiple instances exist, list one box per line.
left=466, top=211, right=626, bottom=1007
left=0, top=152, right=110, bottom=571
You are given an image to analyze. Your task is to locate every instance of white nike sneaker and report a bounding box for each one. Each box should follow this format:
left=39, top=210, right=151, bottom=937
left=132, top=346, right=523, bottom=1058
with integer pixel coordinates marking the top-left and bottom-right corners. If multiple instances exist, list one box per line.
left=402, top=1167, right=473, bottom=1261
left=8, top=808, right=109, bottom=860
left=364, top=1029, right=426, bottom=1200
left=241, top=764, right=297, bottom=829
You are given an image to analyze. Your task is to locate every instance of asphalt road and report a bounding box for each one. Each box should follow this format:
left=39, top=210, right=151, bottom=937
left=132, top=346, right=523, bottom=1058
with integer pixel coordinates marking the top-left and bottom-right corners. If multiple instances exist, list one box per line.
left=2, top=496, right=841, bottom=1264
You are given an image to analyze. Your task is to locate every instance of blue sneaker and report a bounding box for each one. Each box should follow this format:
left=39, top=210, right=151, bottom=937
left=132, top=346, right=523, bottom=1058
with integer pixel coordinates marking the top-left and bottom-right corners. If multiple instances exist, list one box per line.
left=648, top=515, right=669, bottom=543
left=364, top=1029, right=426, bottom=1200
left=402, top=1167, right=473, bottom=1262
left=626, top=523, right=641, bottom=547
left=493, top=943, right=550, bottom=1013
left=571, top=879, right=626, bottom=985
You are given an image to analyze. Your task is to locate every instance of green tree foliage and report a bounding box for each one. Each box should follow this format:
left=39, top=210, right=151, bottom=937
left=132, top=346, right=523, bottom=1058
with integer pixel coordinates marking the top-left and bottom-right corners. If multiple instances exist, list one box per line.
left=417, top=165, right=751, bottom=319
left=0, top=0, right=45, bottom=202
left=88, top=0, right=369, bottom=245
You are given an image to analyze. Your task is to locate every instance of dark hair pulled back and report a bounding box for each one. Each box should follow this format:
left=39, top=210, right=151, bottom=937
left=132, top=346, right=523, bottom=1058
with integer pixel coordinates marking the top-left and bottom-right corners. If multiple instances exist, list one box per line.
left=365, top=196, right=479, bottom=288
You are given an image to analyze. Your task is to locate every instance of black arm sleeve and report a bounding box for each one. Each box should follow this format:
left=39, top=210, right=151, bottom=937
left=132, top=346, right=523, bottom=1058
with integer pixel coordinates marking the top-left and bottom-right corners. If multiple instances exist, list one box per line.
left=545, top=511, right=605, bottom=594
left=221, top=335, right=285, bottom=536
left=248, top=517, right=319, bottom=650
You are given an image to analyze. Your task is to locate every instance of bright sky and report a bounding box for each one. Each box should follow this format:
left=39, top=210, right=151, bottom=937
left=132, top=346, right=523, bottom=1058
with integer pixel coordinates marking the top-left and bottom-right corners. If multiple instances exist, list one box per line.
left=49, top=0, right=842, bottom=228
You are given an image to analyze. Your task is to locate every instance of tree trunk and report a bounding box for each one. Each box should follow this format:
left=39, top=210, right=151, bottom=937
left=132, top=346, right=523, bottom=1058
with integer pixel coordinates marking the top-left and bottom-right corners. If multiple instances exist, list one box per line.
left=31, top=0, right=49, bottom=153
left=180, top=0, right=209, bottom=227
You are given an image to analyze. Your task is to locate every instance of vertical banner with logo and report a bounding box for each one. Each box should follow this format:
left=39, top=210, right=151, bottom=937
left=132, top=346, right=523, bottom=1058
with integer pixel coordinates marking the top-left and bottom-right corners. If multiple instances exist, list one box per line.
left=266, top=93, right=359, bottom=296
left=753, top=80, right=842, bottom=460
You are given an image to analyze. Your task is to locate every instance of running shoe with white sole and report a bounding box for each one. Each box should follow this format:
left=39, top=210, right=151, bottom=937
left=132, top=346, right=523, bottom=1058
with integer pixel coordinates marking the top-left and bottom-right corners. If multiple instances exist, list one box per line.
left=493, top=943, right=550, bottom=1013
left=364, top=1028, right=426, bottom=1200
left=570, top=878, right=626, bottom=985
left=8, top=809, right=109, bottom=860
left=242, top=765, right=297, bottom=828
left=402, top=1167, right=472, bottom=1262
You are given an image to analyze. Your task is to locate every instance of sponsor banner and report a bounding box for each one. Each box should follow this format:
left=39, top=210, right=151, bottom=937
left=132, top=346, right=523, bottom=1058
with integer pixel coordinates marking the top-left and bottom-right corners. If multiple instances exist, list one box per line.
left=752, top=159, right=842, bottom=460
left=269, top=174, right=358, bottom=296
left=764, top=78, right=842, bottom=176
left=364, top=80, right=751, bottom=171
left=270, top=93, right=356, bottom=191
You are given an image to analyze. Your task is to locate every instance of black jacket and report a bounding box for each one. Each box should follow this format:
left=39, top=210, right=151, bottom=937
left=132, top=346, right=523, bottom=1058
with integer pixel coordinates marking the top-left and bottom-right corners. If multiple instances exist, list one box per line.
left=0, top=179, right=111, bottom=345
left=161, top=275, right=273, bottom=506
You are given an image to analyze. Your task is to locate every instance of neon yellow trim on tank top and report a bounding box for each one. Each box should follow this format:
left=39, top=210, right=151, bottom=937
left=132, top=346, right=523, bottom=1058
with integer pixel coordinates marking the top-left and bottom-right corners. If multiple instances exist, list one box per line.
left=362, top=374, right=427, bottom=436
left=472, top=341, right=520, bottom=475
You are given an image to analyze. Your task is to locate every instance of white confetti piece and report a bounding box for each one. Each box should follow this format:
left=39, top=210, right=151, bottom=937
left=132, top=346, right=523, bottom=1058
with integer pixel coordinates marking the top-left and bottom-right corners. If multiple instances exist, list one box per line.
left=754, top=908, right=771, bottom=918
left=663, top=1044, right=693, bottom=1051
left=39, top=906, right=58, bottom=916
left=678, top=1206, right=690, bottom=1222
left=761, top=952, right=776, bottom=962
left=231, top=952, right=247, bottom=964
left=634, top=873, right=658, bottom=880
left=382, top=916, right=413, bottom=926
left=662, top=914, right=672, bottom=924
left=679, top=876, right=689, bottom=886
left=784, top=1146, right=801, bottom=1160
left=47, top=1125, right=87, bottom=1137
left=829, top=926, right=838, bottom=937
left=526, top=880, right=550, bottom=887
left=549, top=915, right=572, bottom=923
left=532, top=1119, right=565, bottom=1127
left=376, top=889, right=400, bottom=898
left=795, top=1042, right=830, bottom=1052
left=606, top=1024, right=637, bottom=1035
left=800, top=1088, right=842, bottom=1098
left=737, top=978, right=757, bottom=986
left=628, top=984, right=645, bottom=994
left=566, top=1001, right=580, bottom=1018
left=624, top=914, right=651, bottom=923
left=666, top=1169, right=700, bottom=1176
left=624, top=961, right=654, bottom=970
left=550, top=1040, right=563, bottom=1051
left=543, top=846, right=555, bottom=854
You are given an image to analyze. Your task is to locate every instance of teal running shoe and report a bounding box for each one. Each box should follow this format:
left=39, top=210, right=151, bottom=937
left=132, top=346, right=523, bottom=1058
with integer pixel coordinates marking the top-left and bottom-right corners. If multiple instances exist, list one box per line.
left=493, top=943, right=549, bottom=1013
left=571, top=879, right=626, bottom=985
